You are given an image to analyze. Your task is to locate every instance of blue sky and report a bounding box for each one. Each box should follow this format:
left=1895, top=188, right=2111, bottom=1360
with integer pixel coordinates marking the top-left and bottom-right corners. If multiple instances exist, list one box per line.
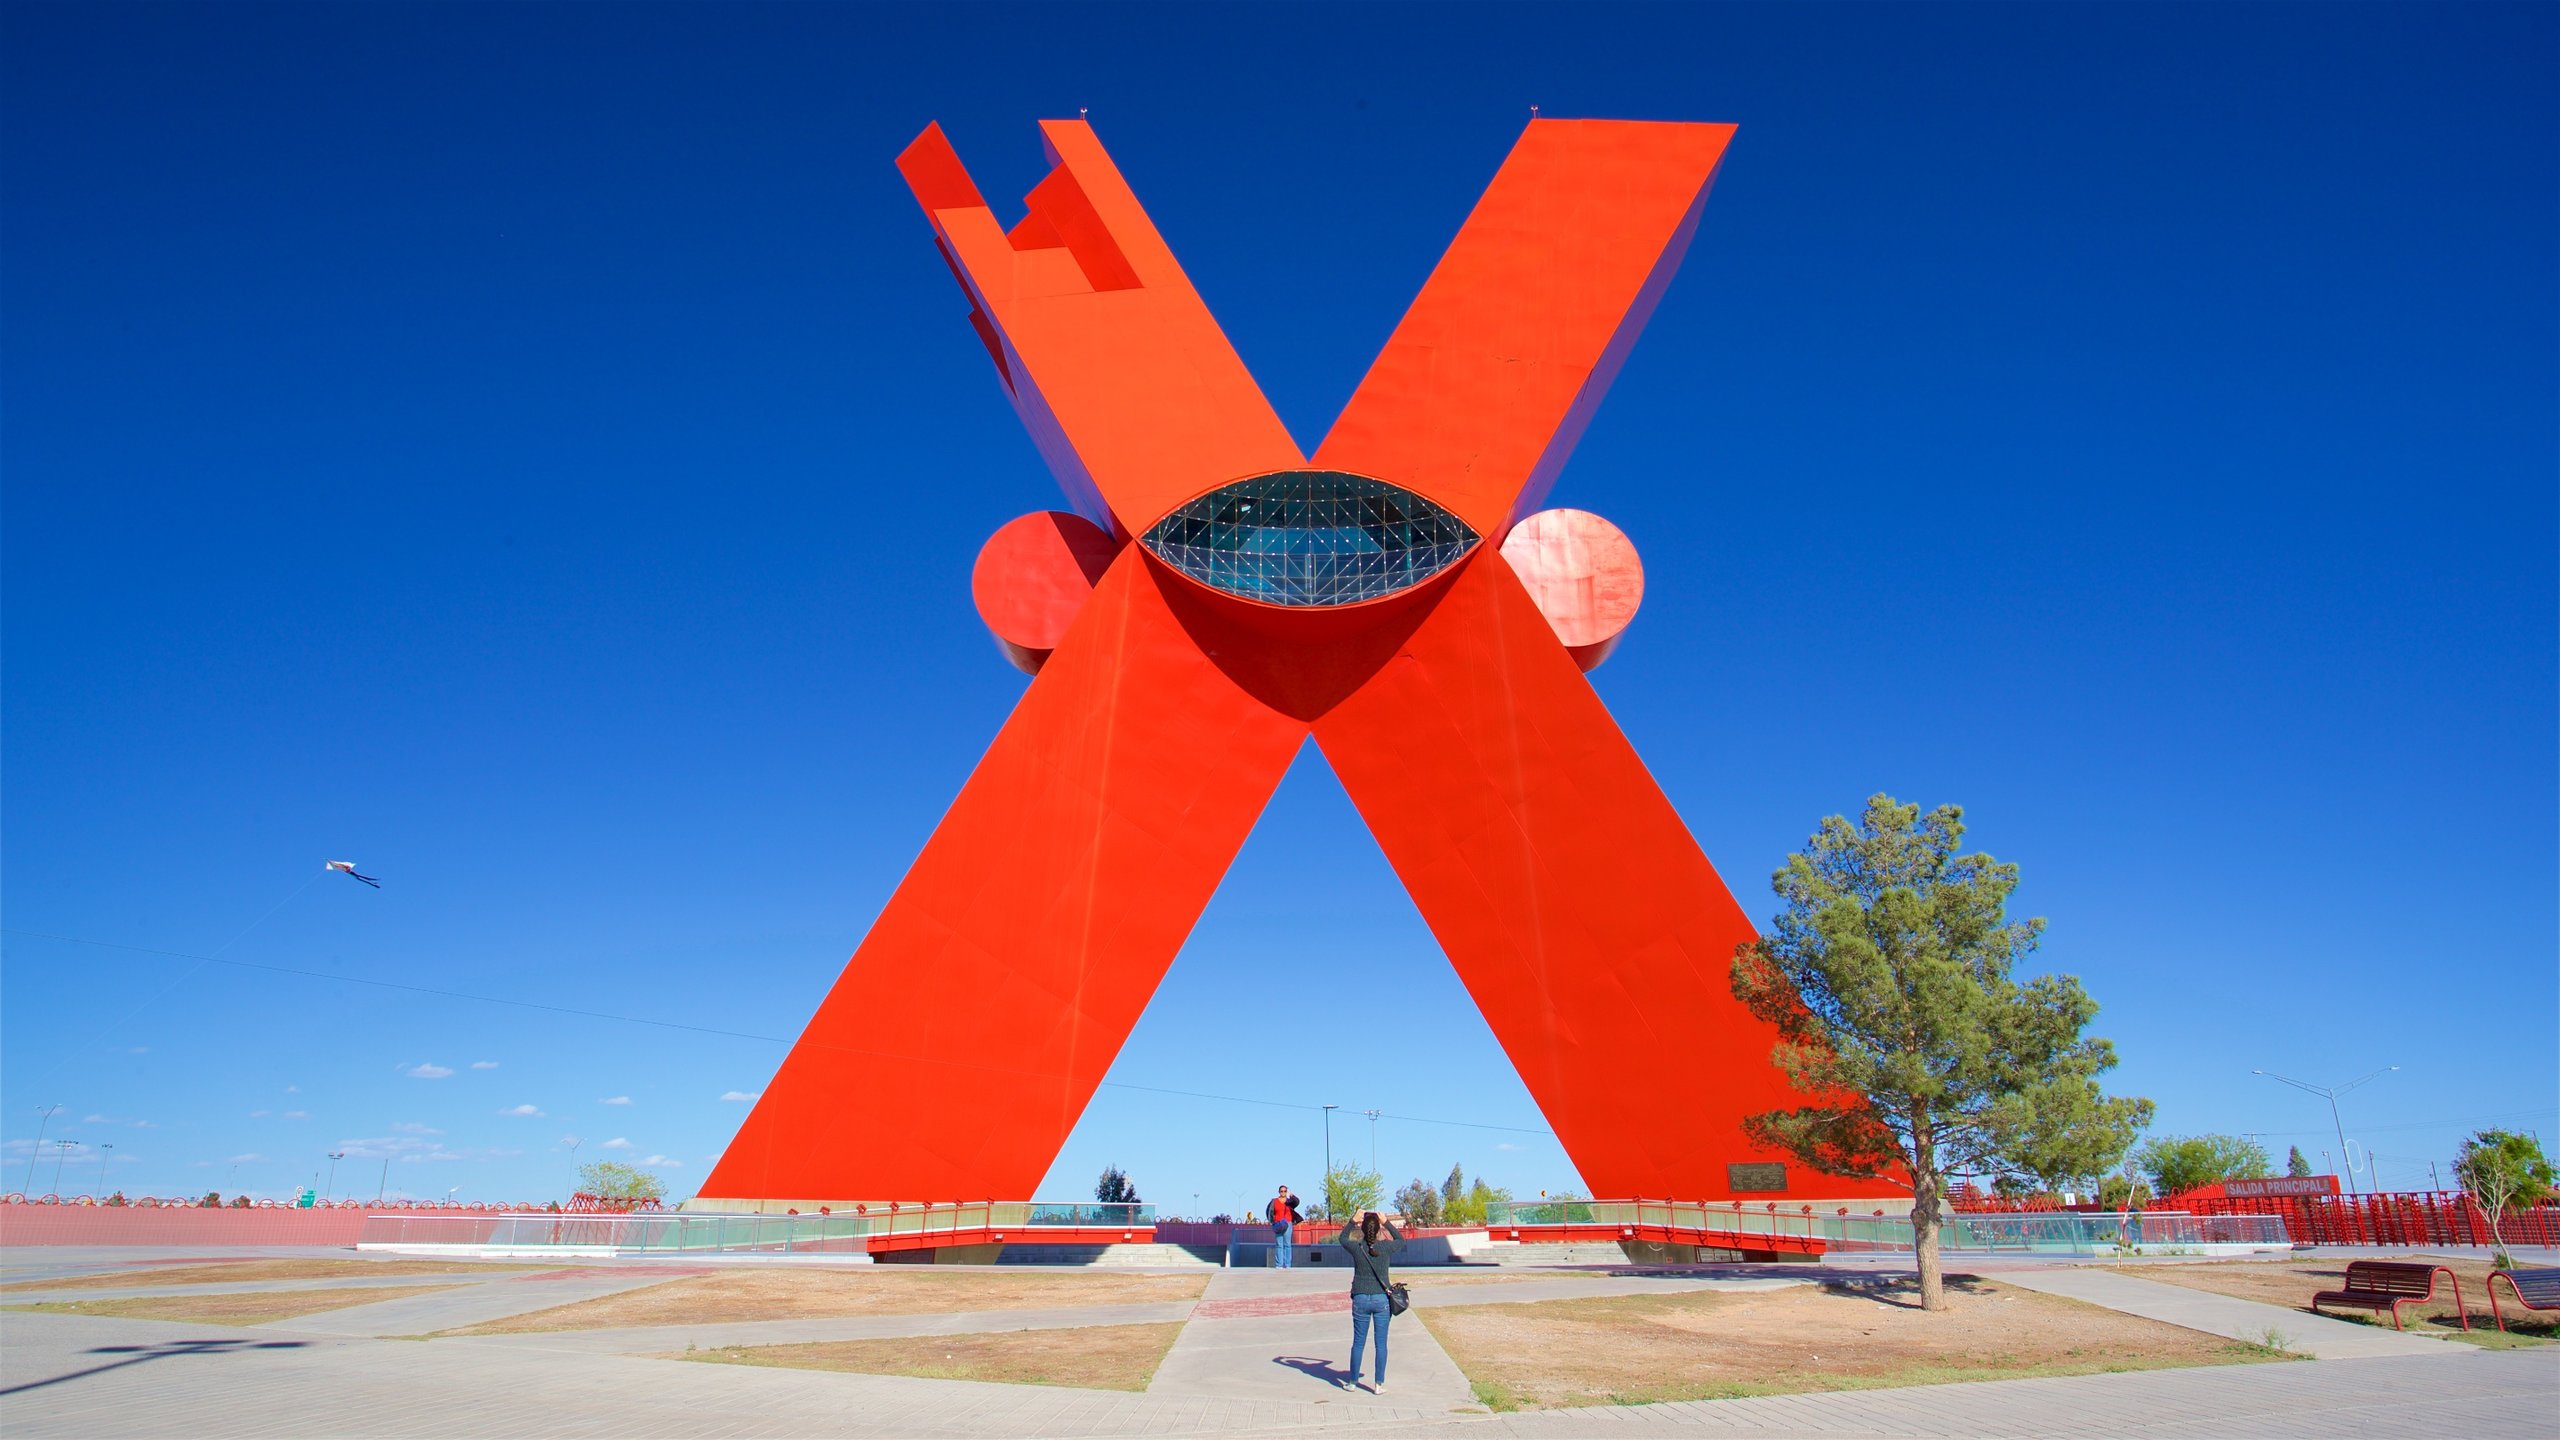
left=5, top=2, right=2552, bottom=1212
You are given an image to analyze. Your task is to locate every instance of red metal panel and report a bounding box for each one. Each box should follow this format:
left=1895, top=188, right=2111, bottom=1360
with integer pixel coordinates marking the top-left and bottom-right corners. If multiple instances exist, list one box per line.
left=699, top=552, right=1307, bottom=1203
left=1314, top=552, right=1896, bottom=1201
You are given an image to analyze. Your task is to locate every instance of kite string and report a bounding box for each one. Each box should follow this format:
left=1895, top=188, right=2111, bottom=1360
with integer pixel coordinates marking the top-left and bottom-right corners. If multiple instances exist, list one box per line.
left=21, top=870, right=329, bottom=1100
left=2, top=927, right=1558, bottom=1138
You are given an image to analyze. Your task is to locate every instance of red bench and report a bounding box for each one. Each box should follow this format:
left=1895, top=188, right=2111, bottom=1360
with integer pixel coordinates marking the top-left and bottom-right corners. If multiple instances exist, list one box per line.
left=2487, top=1266, right=2560, bottom=1332
left=2310, top=1259, right=2467, bottom=1331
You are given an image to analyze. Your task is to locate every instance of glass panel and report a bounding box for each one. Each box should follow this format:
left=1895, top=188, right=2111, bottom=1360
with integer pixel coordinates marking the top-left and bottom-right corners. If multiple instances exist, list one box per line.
left=1140, top=471, right=1479, bottom=607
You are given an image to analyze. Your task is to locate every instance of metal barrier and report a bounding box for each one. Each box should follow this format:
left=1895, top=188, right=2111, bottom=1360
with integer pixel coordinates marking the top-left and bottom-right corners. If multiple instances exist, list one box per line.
left=1483, top=1199, right=2289, bottom=1255
left=2176, top=1191, right=2560, bottom=1248
left=356, top=1200, right=1154, bottom=1255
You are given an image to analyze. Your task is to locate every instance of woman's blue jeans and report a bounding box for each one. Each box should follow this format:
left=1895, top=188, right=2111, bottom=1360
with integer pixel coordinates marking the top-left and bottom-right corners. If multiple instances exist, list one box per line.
left=1349, top=1291, right=1390, bottom=1383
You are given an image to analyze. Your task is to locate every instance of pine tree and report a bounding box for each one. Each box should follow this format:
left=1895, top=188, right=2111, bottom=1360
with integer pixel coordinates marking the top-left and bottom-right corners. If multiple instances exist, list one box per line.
left=2286, top=1145, right=2312, bottom=1178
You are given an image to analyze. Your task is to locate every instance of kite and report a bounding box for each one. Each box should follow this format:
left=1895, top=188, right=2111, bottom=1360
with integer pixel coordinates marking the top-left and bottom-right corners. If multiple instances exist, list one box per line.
left=326, top=860, right=381, bottom=888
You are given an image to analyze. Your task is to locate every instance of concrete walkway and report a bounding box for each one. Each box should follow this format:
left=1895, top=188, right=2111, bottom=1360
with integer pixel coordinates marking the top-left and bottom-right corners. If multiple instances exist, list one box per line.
left=450, top=1298, right=1202, bottom=1355
left=1999, top=1267, right=2455, bottom=1358
left=263, top=1269, right=681, bottom=1337
left=1148, top=1266, right=1476, bottom=1412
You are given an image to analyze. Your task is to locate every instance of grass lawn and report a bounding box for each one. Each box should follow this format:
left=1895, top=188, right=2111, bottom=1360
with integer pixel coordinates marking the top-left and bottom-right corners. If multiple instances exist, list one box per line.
left=444, top=1268, right=1209, bottom=1335
left=666, top=1321, right=1186, bottom=1391
left=3, top=1284, right=465, bottom=1327
left=1419, top=1276, right=2293, bottom=1410
left=0, top=1259, right=537, bottom=1293
left=2103, top=1256, right=2556, bottom=1346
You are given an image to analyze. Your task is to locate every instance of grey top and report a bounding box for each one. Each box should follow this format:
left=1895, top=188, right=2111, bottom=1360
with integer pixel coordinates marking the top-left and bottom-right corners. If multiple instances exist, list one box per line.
left=1335, top=1218, right=1404, bottom=1296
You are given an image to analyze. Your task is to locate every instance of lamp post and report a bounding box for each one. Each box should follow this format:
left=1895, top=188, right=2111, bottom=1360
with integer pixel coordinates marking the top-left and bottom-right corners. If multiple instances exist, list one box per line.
left=325, top=1152, right=345, bottom=1201
left=98, top=1143, right=113, bottom=1199
left=375, top=1156, right=389, bottom=1204
left=1363, top=1108, right=1381, bottom=1171
left=1322, top=1105, right=1337, bottom=1217
left=2253, top=1066, right=2397, bottom=1197
left=51, top=1140, right=80, bottom=1196
left=23, top=1104, right=62, bottom=1194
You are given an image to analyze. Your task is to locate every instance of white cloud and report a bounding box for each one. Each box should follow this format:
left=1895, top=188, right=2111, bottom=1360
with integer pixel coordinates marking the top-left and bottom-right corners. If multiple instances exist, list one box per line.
left=599, top=1096, right=632, bottom=1106
left=389, top=1122, right=442, bottom=1135
left=1494, top=1142, right=1523, bottom=1152
left=128, top=1046, right=148, bottom=1054
left=639, top=1154, right=681, bottom=1167
left=470, top=1061, right=499, bottom=1070
left=719, top=1090, right=759, bottom=1103
left=499, top=1104, right=544, bottom=1117
left=84, top=1114, right=109, bottom=1123
left=282, top=1111, right=310, bottom=1120
left=284, top=1085, right=300, bottom=1094
left=601, top=1137, right=632, bottom=1150
left=249, top=1110, right=272, bottom=1119
left=227, top=1152, right=266, bottom=1164
left=404, top=1063, right=454, bottom=1080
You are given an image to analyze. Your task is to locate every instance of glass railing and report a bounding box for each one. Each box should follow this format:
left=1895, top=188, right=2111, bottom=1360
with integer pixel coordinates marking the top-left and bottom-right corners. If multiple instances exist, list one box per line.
left=1482, top=1200, right=2289, bottom=1255
left=356, top=1200, right=1155, bottom=1254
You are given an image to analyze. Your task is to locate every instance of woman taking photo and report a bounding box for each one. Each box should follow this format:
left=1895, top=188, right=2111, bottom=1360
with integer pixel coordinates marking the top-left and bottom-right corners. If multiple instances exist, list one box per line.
left=1336, top=1208, right=1403, bottom=1393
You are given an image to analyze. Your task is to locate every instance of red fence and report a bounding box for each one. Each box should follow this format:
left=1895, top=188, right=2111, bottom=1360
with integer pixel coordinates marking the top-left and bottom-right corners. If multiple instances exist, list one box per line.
left=0, top=1197, right=568, bottom=1247
left=2174, top=1190, right=2560, bottom=1248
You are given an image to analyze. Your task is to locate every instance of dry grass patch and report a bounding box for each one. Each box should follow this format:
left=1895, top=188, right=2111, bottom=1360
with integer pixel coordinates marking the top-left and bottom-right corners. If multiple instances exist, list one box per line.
left=2104, top=1257, right=2555, bottom=1344
left=446, top=1268, right=1209, bottom=1335
left=0, top=1259, right=538, bottom=1293
left=667, top=1321, right=1184, bottom=1391
left=3, top=1284, right=464, bottom=1327
left=1407, top=1270, right=1621, bottom=1288
left=1420, top=1275, right=2292, bottom=1409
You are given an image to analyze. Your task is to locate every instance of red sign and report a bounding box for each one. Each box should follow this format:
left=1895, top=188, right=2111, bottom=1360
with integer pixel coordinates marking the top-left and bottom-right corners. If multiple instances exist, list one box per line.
left=2221, top=1176, right=2342, bottom=1198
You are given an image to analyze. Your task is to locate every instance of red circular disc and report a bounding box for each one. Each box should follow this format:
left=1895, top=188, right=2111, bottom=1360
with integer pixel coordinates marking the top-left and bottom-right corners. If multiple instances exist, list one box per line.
left=972, top=511, right=1120, bottom=673
left=1500, top=508, right=1644, bottom=669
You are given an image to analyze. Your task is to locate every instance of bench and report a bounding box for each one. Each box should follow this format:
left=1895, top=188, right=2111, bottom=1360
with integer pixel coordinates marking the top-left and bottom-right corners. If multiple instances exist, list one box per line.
left=2310, top=1259, right=2467, bottom=1331
left=2487, top=1267, right=2560, bottom=1332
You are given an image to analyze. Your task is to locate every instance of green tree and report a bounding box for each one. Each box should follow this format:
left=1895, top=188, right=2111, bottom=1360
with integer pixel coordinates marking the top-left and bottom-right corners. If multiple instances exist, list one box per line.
left=2286, top=1145, right=2313, bottom=1179
left=1440, top=1164, right=1465, bottom=1212
left=201, top=1191, right=221, bottom=1208
left=2454, top=1129, right=2556, bottom=1267
left=1324, top=1162, right=1383, bottom=1222
left=2134, top=1134, right=2271, bottom=1197
left=577, top=1160, right=666, bottom=1204
left=2098, top=1171, right=2153, bottom=1211
left=1094, top=1165, right=1141, bottom=1206
left=1393, top=1177, right=1444, bottom=1226
left=1444, top=1177, right=1511, bottom=1227
left=1730, top=795, right=2152, bottom=1311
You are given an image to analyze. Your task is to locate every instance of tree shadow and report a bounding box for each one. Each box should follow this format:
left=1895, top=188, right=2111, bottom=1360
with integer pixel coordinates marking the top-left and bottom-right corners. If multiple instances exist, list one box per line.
left=1274, top=1354, right=1354, bottom=1388
left=1819, top=1274, right=1989, bottom=1310
left=1, top=1338, right=310, bottom=1397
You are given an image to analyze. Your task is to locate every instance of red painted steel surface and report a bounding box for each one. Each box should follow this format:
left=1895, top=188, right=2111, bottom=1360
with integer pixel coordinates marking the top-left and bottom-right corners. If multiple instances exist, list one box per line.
left=866, top=1225, right=1152, bottom=1255
left=1496, top=1222, right=1828, bottom=1257
left=0, top=1204, right=376, bottom=1246
left=1500, top=507, right=1644, bottom=669
left=701, top=117, right=1904, bottom=1208
left=971, top=510, right=1120, bottom=673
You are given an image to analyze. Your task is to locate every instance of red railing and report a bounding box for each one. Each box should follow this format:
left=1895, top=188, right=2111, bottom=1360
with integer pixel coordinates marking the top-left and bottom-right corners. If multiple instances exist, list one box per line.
left=2168, top=1190, right=2560, bottom=1247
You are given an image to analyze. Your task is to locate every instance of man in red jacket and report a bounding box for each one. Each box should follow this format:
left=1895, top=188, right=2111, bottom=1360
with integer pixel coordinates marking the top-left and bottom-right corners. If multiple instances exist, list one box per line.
left=1266, top=1184, right=1303, bottom=1268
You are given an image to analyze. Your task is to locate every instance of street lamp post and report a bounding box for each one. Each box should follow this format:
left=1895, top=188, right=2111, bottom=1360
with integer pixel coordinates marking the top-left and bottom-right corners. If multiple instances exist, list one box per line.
left=2253, top=1066, right=2397, bottom=1197
left=376, top=1157, right=389, bottom=1204
left=1363, top=1108, right=1380, bottom=1172
left=98, top=1143, right=113, bottom=1199
left=1322, top=1105, right=1338, bottom=1217
left=51, top=1140, right=80, bottom=1196
left=23, top=1104, right=62, bottom=1194
left=326, top=1153, right=345, bottom=1201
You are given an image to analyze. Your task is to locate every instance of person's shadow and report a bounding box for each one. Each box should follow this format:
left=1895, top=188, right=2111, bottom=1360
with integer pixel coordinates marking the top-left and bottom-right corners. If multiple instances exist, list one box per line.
left=1274, top=1354, right=1356, bottom=1389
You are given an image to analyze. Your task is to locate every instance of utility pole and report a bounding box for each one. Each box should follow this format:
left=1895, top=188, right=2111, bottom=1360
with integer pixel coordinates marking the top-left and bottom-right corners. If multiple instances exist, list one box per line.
left=23, top=1105, right=62, bottom=1194
left=2252, top=1066, right=2396, bottom=1197
left=326, top=1153, right=345, bottom=1201
left=51, top=1139, right=80, bottom=1195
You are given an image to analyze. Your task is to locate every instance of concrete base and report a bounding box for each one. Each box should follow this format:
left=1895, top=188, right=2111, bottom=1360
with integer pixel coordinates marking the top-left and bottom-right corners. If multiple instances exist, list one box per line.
left=877, top=1242, right=1004, bottom=1265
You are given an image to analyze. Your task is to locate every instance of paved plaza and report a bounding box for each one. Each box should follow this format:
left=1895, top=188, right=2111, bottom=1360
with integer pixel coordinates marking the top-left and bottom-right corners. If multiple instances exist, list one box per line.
left=2, top=1247, right=2552, bottom=1437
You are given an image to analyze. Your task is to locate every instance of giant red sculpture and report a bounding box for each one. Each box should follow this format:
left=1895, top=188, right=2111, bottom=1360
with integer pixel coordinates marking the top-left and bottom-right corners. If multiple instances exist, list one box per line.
left=699, top=117, right=1899, bottom=1208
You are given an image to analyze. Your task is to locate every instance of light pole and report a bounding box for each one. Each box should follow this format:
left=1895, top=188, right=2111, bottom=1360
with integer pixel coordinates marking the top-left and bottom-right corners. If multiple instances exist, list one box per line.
left=98, top=1143, right=113, bottom=1198
left=2253, top=1067, right=2396, bottom=1196
left=51, top=1140, right=80, bottom=1196
left=326, top=1153, right=345, bottom=1201
left=376, top=1156, right=389, bottom=1204
left=1363, top=1108, right=1380, bottom=1172
left=23, top=1105, right=62, bottom=1194
left=1322, top=1105, right=1338, bottom=1217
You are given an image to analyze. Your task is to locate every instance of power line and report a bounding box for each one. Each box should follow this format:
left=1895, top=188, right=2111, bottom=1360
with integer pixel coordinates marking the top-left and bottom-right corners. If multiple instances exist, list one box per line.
left=2, top=928, right=1558, bottom=1137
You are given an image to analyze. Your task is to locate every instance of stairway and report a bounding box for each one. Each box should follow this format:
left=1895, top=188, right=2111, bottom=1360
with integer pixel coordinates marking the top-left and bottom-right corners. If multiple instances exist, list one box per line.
left=1472, top=1240, right=1634, bottom=1266
left=995, top=1242, right=1225, bottom=1267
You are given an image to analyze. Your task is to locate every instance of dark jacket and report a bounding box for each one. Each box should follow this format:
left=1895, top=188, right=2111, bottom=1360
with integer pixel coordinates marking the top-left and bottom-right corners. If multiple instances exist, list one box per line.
left=1335, top=1218, right=1404, bottom=1296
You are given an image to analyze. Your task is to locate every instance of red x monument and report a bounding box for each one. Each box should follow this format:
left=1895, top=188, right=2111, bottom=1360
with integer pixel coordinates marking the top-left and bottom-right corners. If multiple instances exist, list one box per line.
left=699, top=117, right=1898, bottom=1210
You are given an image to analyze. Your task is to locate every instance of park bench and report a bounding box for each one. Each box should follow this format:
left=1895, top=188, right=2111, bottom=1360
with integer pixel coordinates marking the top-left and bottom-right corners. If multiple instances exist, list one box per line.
left=2486, top=1266, right=2560, bottom=1332
left=2309, top=1259, right=2467, bottom=1331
